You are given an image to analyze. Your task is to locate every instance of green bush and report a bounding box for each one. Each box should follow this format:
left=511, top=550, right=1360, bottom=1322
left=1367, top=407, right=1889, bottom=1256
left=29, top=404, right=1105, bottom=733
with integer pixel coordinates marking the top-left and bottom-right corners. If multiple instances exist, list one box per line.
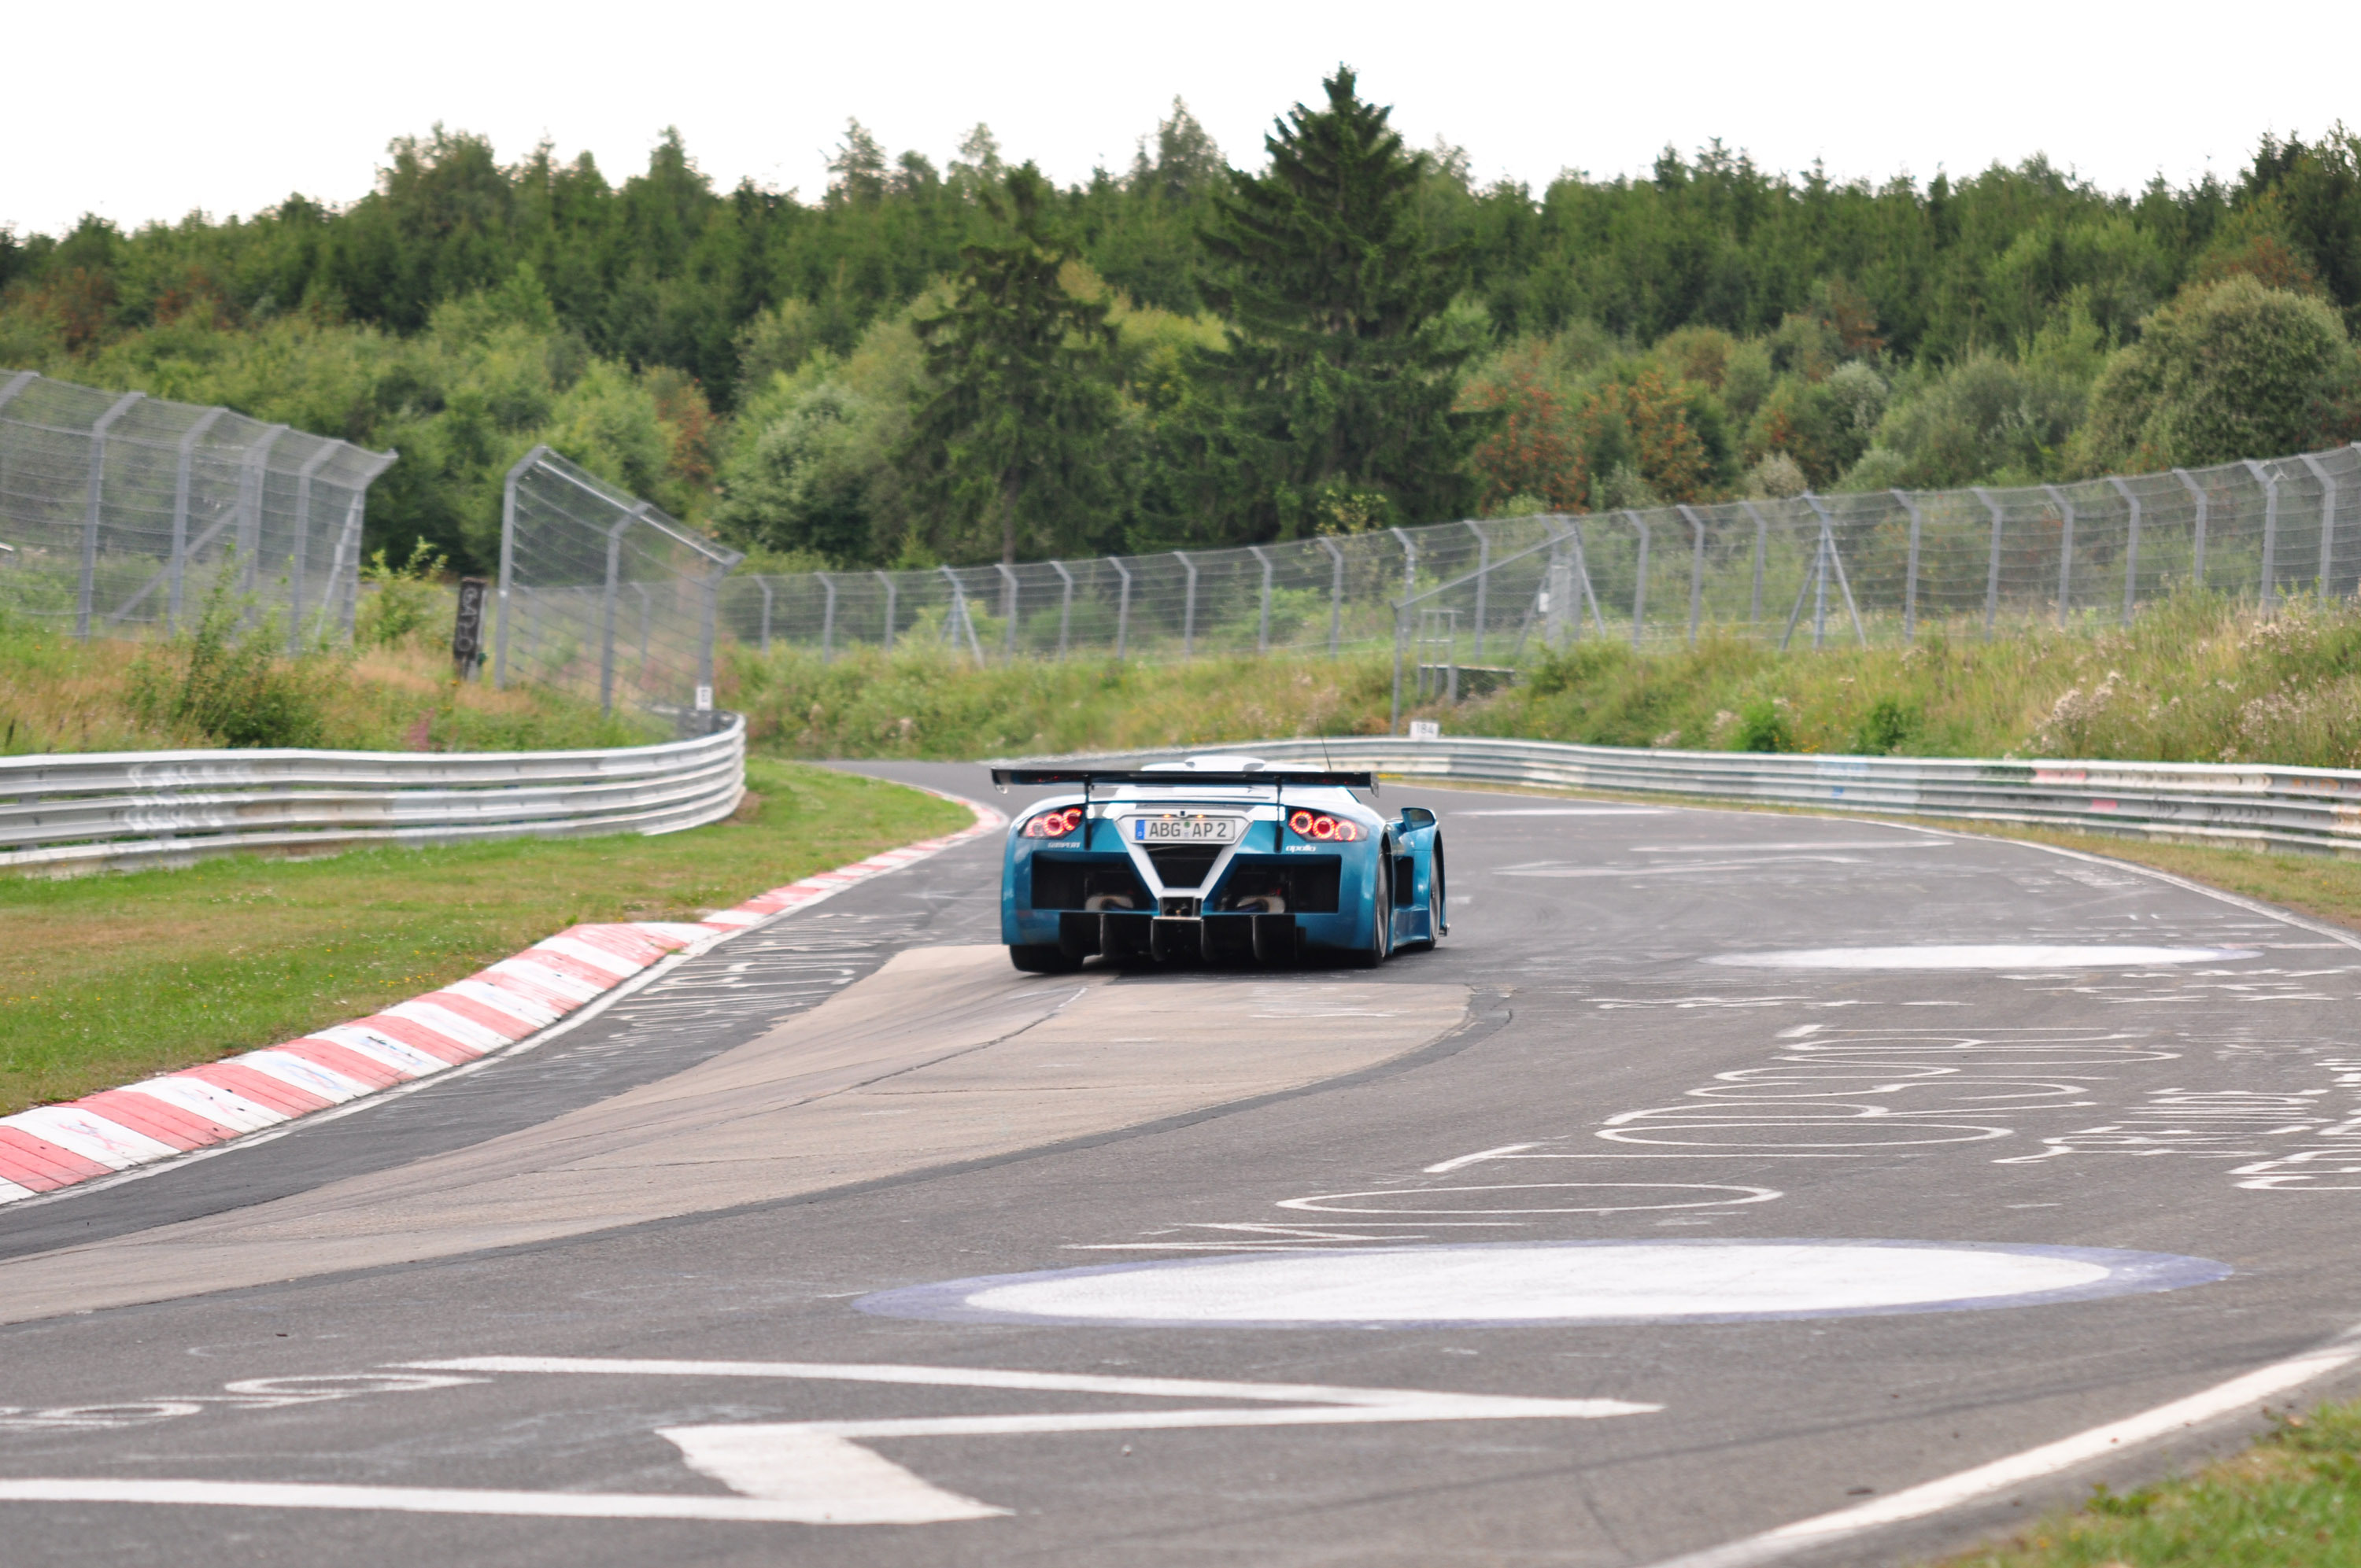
left=128, top=572, right=336, bottom=748
left=1733, top=697, right=1793, bottom=752
left=354, top=538, right=450, bottom=649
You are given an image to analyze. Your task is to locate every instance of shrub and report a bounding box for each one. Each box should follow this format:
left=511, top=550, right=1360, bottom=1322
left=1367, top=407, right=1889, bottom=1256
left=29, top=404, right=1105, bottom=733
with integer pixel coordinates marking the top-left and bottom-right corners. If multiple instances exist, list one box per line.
left=128, top=571, right=335, bottom=748
left=354, top=537, right=449, bottom=649
left=1734, top=697, right=1792, bottom=752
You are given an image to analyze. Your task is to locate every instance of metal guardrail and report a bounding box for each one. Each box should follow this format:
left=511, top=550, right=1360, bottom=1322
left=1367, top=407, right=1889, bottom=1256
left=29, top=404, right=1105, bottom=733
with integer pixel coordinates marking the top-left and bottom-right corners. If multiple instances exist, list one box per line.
left=0, top=716, right=745, bottom=873
left=1025, top=735, right=2361, bottom=860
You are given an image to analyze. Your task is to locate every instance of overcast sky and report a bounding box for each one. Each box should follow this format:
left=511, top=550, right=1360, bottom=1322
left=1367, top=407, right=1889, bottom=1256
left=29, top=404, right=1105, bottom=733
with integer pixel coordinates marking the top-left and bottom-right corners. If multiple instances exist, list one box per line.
left=7, top=0, right=2352, bottom=238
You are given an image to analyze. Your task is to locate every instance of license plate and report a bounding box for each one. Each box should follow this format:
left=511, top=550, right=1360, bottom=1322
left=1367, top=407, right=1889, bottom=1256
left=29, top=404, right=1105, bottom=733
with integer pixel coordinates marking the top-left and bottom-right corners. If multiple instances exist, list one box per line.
left=1132, top=815, right=1243, bottom=843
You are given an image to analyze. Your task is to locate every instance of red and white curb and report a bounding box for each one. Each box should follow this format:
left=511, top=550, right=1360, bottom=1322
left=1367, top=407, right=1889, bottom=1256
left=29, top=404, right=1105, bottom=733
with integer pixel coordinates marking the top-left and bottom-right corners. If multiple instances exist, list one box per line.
left=0, top=791, right=1004, bottom=1207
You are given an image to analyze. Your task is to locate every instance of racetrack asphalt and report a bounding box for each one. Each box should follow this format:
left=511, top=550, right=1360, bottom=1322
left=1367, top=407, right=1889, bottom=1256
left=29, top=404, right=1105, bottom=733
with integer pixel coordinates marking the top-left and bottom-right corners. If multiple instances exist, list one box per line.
left=2, top=758, right=2359, bottom=1567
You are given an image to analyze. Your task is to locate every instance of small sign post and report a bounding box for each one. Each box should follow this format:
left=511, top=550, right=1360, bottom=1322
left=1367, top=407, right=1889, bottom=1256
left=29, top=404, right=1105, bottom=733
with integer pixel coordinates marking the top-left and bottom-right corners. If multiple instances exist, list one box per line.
left=452, top=577, right=490, bottom=680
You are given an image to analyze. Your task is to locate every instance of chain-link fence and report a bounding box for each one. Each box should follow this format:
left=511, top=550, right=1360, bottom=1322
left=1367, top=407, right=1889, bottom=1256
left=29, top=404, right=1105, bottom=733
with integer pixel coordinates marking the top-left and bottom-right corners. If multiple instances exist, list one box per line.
left=720, top=443, right=2361, bottom=685
left=0, top=370, right=397, bottom=645
left=493, top=445, right=743, bottom=724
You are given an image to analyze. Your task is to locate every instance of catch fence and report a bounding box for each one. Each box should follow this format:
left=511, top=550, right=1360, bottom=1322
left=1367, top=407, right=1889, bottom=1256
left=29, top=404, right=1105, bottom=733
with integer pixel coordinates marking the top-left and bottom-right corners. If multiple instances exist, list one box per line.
left=0, top=371, right=397, bottom=645
left=493, top=446, right=743, bottom=724
left=721, top=444, right=2361, bottom=686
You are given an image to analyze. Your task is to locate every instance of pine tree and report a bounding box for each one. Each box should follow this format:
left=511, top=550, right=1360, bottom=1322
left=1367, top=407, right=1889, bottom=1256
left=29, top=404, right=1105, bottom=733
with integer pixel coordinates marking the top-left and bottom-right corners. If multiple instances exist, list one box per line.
left=1199, top=68, right=1477, bottom=536
left=906, top=164, right=1121, bottom=564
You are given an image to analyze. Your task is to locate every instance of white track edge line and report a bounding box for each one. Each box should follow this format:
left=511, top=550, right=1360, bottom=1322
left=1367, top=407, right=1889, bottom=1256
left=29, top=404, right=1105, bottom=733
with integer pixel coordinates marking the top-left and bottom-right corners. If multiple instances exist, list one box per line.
left=0, top=785, right=1000, bottom=1214
left=1638, top=1325, right=2361, bottom=1568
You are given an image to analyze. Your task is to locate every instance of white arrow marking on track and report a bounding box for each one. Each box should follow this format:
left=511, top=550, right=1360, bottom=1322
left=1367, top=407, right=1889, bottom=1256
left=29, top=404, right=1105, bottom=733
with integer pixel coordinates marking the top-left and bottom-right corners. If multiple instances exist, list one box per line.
left=0, top=1358, right=1656, bottom=1527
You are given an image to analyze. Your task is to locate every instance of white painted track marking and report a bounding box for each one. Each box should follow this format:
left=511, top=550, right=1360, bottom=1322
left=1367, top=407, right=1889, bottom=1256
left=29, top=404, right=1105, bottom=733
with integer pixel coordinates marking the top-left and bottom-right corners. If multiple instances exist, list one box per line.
left=1709, top=944, right=2260, bottom=969
left=0, top=1358, right=1655, bottom=1527
left=1638, top=1325, right=2361, bottom=1568
left=1450, top=807, right=1667, bottom=816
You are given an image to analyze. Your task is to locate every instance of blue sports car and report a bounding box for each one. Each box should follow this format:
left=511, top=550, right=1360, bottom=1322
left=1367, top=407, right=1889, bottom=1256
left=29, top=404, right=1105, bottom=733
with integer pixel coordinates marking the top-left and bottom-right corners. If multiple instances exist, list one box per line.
left=992, top=755, right=1446, bottom=972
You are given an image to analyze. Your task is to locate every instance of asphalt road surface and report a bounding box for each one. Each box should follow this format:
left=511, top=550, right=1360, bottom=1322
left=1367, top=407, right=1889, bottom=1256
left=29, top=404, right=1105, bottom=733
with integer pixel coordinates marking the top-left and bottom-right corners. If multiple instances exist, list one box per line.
left=3, top=758, right=2359, bottom=1568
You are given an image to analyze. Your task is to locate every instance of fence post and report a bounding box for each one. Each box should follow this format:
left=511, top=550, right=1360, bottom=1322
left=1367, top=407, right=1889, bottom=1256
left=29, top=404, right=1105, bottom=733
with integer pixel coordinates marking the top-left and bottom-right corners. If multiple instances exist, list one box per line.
left=1173, top=551, right=1199, bottom=659
left=2171, top=468, right=2208, bottom=589
left=818, top=572, right=837, bottom=662
left=1109, top=556, right=1132, bottom=660
left=757, top=579, right=773, bottom=654
left=1736, top=500, right=1768, bottom=632
left=1246, top=545, right=1272, bottom=654
left=2040, top=483, right=2077, bottom=629
left=1319, top=537, right=1344, bottom=656
left=1975, top=486, right=2004, bottom=638
left=1621, top=510, right=1649, bottom=649
left=2246, top=459, right=2280, bottom=611
left=697, top=563, right=723, bottom=715
left=995, top=562, right=1018, bottom=656
left=494, top=445, right=545, bottom=689
left=1892, top=489, right=1923, bottom=641
left=1388, top=526, right=1417, bottom=601
left=1465, top=521, right=1490, bottom=659
left=2108, top=478, right=2141, bottom=625
left=1390, top=596, right=1407, bottom=733
left=2299, top=452, right=2338, bottom=596
left=76, top=391, right=144, bottom=639
left=1051, top=560, right=1074, bottom=659
left=1802, top=494, right=1868, bottom=649
left=1676, top=504, right=1705, bottom=645
left=597, top=504, right=645, bottom=716
left=285, top=444, right=336, bottom=652
left=875, top=570, right=896, bottom=651
left=166, top=407, right=225, bottom=633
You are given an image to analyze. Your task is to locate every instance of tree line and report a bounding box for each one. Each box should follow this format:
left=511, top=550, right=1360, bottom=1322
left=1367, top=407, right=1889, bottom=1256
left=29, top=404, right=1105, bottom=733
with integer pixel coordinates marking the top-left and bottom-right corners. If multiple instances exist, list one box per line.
left=2, top=72, right=2356, bottom=575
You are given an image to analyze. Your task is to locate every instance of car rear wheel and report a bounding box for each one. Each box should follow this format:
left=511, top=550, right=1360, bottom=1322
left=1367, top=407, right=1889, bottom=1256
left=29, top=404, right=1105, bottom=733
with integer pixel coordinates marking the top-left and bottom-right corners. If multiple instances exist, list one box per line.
left=1009, top=943, right=1084, bottom=973
left=1351, top=860, right=1391, bottom=968
left=1406, top=836, right=1447, bottom=950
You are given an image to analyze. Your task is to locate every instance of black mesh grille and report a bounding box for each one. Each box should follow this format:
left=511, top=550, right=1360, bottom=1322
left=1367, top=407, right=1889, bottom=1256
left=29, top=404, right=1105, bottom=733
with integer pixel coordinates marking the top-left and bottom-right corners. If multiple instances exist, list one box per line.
left=1144, top=845, right=1223, bottom=887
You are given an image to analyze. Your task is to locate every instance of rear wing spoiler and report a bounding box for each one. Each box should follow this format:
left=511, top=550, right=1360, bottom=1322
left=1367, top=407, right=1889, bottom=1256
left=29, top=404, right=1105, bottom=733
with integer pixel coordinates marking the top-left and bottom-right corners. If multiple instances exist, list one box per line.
left=990, top=767, right=1376, bottom=793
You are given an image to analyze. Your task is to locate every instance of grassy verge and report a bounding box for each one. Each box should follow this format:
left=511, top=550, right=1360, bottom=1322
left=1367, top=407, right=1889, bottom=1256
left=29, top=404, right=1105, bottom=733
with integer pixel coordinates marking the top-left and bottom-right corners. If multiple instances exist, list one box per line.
left=1933, top=1402, right=2361, bottom=1567
left=0, top=758, right=967, bottom=1116
left=726, top=588, right=2361, bottom=772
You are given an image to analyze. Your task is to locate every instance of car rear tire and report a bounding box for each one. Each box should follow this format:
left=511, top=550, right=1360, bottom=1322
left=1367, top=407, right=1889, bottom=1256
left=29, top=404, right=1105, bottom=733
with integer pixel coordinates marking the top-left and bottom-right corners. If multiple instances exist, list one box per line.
left=1406, top=836, right=1447, bottom=950
left=1351, top=860, right=1391, bottom=968
left=1010, top=943, right=1084, bottom=974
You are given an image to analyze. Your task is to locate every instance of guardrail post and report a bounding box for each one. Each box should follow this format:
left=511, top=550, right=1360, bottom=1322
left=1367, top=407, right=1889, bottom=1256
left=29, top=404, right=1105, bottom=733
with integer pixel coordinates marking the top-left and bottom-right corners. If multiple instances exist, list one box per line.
left=2042, top=484, right=2077, bottom=628
left=2108, top=477, right=2141, bottom=625
left=166, top=407, right=225, bottom=633
left=1739, top=500, right=1768, bottom=630
left=1173, top=551, right=1197, bottom=659
left=2173, top=468, right=2208, bottom=589
left=1320, top=537, right=1344, bottom=656
left=1051, top=560, right=1075, bottom=659
left=995, top=562, right=1018, bottom=656
left=1892, top=489, right=1923, bottom=641
left=76, top=391, right=144, bottom=639
left=1975, top=486, right=2004, bottom=638
left=757, top=578, right=773, bottom=654
left=494, top=445, right=545, bottom=689
left=286, top=444, right=337, bottom=653
left=1246, top=545, right=1272, bottom=654
left=818, top=572, right=837, bottom=662
left=2299, top=452, right=2338, bottom=596
left=875, top=570, right=896, bottom=651
left=1465, top=521, right=1490, bottom=658
left=2247, top=459, right=2280, bottom=611
left=1109, top=556, right=1132, bottom=659
left=1676, top=504, right=1705, bottom=644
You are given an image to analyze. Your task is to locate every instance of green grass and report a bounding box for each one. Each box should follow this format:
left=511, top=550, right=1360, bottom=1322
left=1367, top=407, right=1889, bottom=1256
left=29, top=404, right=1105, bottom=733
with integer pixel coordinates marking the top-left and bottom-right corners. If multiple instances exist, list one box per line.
left=0, top=758, right=966, bottom=1115
left=727, top=588, right=2361, bottom=773
left=1934, top=1402, right=2361, bottom=1567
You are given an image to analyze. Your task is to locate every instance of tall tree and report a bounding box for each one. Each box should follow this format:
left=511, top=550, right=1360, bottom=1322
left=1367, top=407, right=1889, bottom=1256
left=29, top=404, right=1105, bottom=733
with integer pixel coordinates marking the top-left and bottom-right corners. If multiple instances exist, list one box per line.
left=1199, top=67, right=1478, bottom=535
left=905, top=164, right=1120, bottom=563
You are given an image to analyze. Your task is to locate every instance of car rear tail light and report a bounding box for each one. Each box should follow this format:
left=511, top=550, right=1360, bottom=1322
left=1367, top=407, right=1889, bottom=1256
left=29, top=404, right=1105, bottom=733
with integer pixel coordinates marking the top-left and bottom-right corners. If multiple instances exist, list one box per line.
left=1287, top=809, right=1363, bottom=843
left=1022, top=806, right=1084, bottom=839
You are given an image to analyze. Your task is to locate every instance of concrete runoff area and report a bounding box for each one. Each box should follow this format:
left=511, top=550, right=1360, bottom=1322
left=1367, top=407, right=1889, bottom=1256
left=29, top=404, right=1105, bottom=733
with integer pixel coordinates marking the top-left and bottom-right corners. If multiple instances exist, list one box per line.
left=0, top=759, right=2354, bottom=1567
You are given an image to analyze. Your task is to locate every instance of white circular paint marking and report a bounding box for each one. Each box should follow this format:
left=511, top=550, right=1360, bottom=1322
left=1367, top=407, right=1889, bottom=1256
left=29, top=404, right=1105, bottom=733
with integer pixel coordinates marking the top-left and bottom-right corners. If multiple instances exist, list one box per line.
left=856, top=1241, right=2230, bottom=1329
left=1707, top=944, right=2259, bottom=970
left=1275, top=1182, right=1781, bottom=1216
